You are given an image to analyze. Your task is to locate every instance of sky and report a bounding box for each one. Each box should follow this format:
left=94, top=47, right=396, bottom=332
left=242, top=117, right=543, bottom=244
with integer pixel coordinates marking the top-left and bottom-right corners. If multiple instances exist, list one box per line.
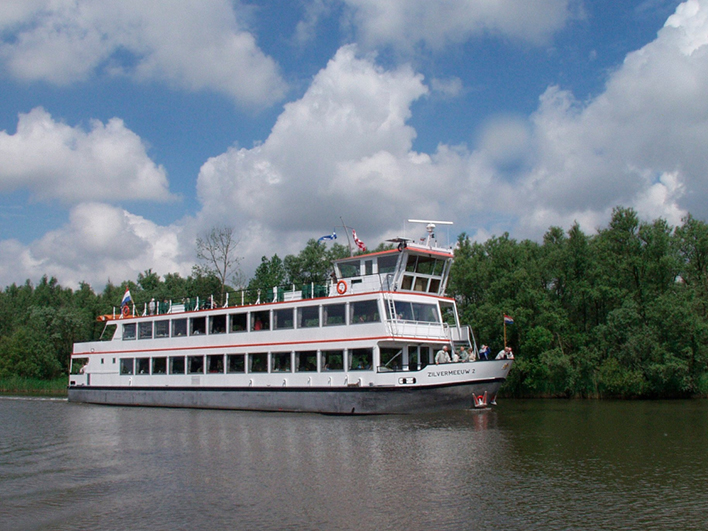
left=0, top=0, right=704, bottom=290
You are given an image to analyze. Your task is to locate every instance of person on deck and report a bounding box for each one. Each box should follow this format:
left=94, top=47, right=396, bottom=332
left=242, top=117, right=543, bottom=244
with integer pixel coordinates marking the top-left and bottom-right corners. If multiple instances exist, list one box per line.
left=496, top=347, right=512, bottom=359
left=459, top=347, right=469, bottom=362
left=435, top=345, right=451, bottom=364
left=479, top=345, right=490, bottom=360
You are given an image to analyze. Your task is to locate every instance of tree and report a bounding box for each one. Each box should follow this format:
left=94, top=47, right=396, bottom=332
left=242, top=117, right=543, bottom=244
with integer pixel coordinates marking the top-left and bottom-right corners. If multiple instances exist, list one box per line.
left=196, top=226, right=243, bottom=305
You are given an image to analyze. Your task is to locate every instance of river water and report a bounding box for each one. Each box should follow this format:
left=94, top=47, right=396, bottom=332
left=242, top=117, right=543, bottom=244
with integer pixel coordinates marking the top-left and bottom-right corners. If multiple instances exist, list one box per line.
left=1, top=397, right=706, bottom=531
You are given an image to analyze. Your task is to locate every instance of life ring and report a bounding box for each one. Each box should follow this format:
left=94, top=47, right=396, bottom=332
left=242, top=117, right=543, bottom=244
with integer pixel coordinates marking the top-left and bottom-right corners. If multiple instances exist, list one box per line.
left=336, top=280, right=347, bottom=294
left=121, top=305, right=130, bottom=318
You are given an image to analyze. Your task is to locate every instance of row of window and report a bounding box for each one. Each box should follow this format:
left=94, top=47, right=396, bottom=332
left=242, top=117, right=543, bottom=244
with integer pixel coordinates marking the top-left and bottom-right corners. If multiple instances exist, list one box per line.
left=118, top=349, right=375, bottom=375
left=122, top=299, right=396, bottom=341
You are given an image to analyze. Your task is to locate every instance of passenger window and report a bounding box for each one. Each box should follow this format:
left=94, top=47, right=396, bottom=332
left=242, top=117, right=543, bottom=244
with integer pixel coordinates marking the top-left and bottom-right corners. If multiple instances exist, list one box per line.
left=123, top=323, right=136, bottom=340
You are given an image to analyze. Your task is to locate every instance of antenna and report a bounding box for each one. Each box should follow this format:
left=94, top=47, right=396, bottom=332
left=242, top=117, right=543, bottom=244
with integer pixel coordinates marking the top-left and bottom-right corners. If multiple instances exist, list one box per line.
left=406, top=219, right=453, bottom=247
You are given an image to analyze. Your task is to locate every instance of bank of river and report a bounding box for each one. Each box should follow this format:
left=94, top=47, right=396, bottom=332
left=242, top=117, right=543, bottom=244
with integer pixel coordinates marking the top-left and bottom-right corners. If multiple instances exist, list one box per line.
left=1, top=398, right=706, bottom=530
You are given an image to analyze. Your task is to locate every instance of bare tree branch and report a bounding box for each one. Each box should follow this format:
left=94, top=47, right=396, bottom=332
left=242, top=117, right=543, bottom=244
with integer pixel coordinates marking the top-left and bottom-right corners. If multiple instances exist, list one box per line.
left=196, top=225, right=243, bottom=304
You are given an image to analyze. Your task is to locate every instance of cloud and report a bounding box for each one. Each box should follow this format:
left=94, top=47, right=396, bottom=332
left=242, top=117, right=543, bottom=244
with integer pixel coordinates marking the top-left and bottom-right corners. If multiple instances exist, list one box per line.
left=0, top=107, right=173, bottom=204
left=342, top=0, right=578, bottom=51
left=0, top=202, right=193, bottom=289
left=0, top=0, right=286, bottom=108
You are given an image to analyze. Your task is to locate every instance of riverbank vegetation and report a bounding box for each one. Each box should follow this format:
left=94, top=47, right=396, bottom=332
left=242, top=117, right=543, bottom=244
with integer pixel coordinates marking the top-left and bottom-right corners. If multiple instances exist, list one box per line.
left=1, top=207, right=707, bottom=398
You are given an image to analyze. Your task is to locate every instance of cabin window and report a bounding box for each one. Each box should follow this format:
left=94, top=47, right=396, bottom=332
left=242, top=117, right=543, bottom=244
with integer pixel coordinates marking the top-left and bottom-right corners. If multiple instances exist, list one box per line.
left=70, top=357, right=88, bottom=375
left=152, top=357, right=167, bottom=374
left=155, top=320, right=169, bottom=338
left=379, top=348, right=403, bottom=372
left=207, top=354, right=224, bottom=373
left=190, top=316, right=206, bottom=335
left=414, top=277, right=428, bottom=292
left=338, top=259, right=360, bottom=278
left=210, top=315, right=226, bottom=334
left=321, top=350, right=344, bottom=371
left=249, top=353, right=268, bottom=372
left=428, top=278, right=441, bottom=293
left=364, top=260, right=373, bottom=275
left=172, top=318, right=187, bottom=337
left=420, top=346, right=431, bottom=368
left=188, top=355, right=204, bottom=374
left=123, top=323, right=136, bottom=340
left=323, top=303, right=346, bottom=326
left=394, top=302, right=439, bottom=323
left=273, top=308, right=294, bottom=330
left=351, top=300, right=380, bottom=324
left=298, top=306, right=319, bottom=328
left=230, top=313, right=247, bottom=332
left=271, top=352, right=291, bottom=372
left=251, top=311, right=269, bottom=331
left=227, top=354, right=245, bottom=373
left=170, top=356, right=185, bottom=374
left=136, top=357, right=150, bottom=374
left=295, top=351, right=317, bottom=372
left=377, top=254, right=399, bottom=273
left=349, top=348, right=373, bottom=371
left=100, top=324, right=117, bottom=341
left=138, top=322, right=153, bottom=340
left=120, top=358, right=134, bottom=375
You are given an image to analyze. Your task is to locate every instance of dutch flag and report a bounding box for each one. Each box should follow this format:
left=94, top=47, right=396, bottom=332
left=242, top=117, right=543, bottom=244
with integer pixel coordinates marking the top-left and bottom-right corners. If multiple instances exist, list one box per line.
left=504, top=315, right=514, bottom=325
left=121, top=289, right=132, bottom=307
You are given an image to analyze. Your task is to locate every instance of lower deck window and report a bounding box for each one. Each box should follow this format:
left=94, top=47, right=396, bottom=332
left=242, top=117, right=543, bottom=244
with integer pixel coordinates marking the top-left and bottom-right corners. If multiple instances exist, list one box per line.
left=351, top=300, right=380, bottom=324
left=249, top=353, right=268, bottom=372
left=70, top=357, right=88, bottom=375
left=152, top=357, right=167, bottom=374
left=172, top=319, right=187, bottom=337
left=227, top=354, right=245, bottom=373
left=379, top=348, right=403, bottom=371
left=188, top=355, right=204, bottom=374
left=207, top=354, right=224, bottom=373
left=272, top=352, right=291, bottom=372
left=321, top=350, right=343, bottom=371
left=349, top=348, right=373, bottom=371
left=136, top=357, right=150, bottom=374
left=210, top=315, right=226, bottom=334
left=120, top=358, right=134, bottom=375
left=295, top=351, right=317, bottom=371
left=170, top=356, right=185, bottom=374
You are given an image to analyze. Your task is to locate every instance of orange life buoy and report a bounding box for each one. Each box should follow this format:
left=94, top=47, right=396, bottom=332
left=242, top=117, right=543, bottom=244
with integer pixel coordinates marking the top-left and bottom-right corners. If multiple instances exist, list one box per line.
left=121, top=305, right=130, bottom=317
left=336, top=280, right=347, bottom=294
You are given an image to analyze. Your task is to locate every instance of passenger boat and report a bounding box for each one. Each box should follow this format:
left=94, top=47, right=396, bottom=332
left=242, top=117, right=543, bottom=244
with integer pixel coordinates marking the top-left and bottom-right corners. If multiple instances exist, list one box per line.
left=68, top=223, right=513, bottom=414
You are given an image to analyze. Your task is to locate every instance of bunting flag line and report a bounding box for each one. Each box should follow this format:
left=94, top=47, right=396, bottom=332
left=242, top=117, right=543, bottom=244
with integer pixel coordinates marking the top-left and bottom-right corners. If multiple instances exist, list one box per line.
left=353, top=229, right=366, bottom=252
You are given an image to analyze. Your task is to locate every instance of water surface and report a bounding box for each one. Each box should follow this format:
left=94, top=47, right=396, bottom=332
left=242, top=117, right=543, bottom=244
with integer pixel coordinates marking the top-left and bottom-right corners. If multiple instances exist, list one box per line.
left=1, top=398, right=706, bottom=530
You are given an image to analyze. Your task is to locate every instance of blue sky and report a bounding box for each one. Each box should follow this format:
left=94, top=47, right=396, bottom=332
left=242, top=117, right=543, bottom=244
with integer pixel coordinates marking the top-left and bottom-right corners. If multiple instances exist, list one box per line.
left=1, top=0, right=702, bottom=289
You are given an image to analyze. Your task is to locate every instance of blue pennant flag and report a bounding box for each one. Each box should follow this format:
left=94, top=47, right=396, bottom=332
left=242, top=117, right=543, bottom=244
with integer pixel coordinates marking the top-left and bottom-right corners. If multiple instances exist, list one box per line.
left=318, top=230, right=337, bottom=242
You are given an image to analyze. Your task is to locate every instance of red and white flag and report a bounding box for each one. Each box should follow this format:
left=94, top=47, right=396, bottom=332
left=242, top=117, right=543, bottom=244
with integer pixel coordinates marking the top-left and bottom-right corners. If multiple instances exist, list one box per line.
left=353, top=229, right=366, bottom=252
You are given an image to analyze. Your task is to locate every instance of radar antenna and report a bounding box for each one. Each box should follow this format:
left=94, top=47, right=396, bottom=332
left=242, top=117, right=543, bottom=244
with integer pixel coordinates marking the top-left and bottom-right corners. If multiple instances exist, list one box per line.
left=407, top=219, right=453, bottom=247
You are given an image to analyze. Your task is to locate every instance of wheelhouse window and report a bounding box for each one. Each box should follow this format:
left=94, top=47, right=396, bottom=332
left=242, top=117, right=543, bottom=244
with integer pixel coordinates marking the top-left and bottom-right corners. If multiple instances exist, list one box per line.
left=155, top=320, right=169, bottom=338
left=207, top=354, right=224, bottom=373
left=190, top=316, right=206, bottom=335
left=227, top=354, right=245, bottom=373
left=249, top=353, right=268, bottom=372
left=210, top=314, right=226, bottom=334
left=170, top=356, right=185, bottom=374
left=251, top=311, right=269, bottom=331
left=272, top=352, right=291, bottom=372
left=188, top=355, right=204, bottom=374
left=323, top=303, right=346, bottom=326
left=70, top=357, right=88, bottom=375
left=338, top=259, right=361, bottom=278
left=120, top=358, right=134, bottom=375
left=298, top=306, right=319, bottom=328
left=152, top=357, right=167, bottom=374
left=138, top=322, right=153, bottom=340
left=321, top=350, right=344, bottom=371
left=351, top=300, right=380, bottom=324
left=230, top=313, right=247, bottom=332
left=172, top=318, right=187, bottom=337
left=377, top=254, right=399, bottom=273
left=273, top=308, right=294, bottom=330
left=295, top=351, right=317, bottom=372
left=123, top=323, right=136, bottom=340
left=349, top=348, right=373, bottom=371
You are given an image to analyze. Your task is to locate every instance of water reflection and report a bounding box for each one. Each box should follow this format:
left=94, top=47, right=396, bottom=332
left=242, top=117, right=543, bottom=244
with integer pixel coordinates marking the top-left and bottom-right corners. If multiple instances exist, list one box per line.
left=1, top=398, right=707, bottom=530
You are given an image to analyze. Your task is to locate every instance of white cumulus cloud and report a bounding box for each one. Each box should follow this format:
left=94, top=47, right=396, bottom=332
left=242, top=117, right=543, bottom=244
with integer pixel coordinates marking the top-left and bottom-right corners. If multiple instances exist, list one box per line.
left=0, top=107, right=173, bottom=204
left=0, top=0, right=286, bottom=107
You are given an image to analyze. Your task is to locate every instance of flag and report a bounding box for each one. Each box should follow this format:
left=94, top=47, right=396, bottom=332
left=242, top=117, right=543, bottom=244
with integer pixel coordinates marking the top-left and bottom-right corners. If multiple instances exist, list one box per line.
left=504, top=315, right=514, bottom=325
left=353, top=229, right=366, bottom=252
left=318, top=230, right=337, bottom=242
left=121, top=289, right=132, bottom=307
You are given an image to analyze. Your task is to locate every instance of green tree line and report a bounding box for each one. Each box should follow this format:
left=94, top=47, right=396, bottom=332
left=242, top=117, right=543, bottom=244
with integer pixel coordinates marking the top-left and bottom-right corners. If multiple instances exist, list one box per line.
left=2, top=208, right=708, bottom=398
